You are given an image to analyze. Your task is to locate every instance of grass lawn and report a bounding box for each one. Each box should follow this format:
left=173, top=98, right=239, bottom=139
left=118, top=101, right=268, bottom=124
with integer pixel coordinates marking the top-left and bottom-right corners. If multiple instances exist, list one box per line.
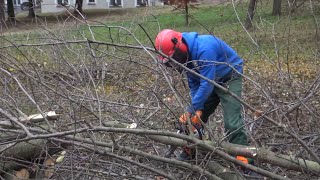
left=74, top=1, right=319, bottom=80
left=1, top=1, right=319, bottom=79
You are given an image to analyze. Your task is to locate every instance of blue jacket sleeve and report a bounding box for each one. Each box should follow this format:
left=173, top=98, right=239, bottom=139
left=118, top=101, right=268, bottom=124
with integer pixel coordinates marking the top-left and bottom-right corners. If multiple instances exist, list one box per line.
left=190, top=49, right=216, bottom=111
left=186, top=73, right=199, bottom=113
left=188, top=74, right=199, bottom=99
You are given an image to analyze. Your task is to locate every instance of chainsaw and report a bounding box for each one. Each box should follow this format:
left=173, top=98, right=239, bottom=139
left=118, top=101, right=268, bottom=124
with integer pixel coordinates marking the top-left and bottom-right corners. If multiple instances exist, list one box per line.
left=164, top=121, right=204, bottom=158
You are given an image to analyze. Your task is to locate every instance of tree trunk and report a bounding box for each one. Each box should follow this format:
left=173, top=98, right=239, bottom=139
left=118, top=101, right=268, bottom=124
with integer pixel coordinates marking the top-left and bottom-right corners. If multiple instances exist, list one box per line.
left=6, top=0, right=15, bottom=20
left=0, top=0, right=5, bottom=19
left=272, top=0, right=281, bottom=16
left=28, top=0, right=35, bottom=18
left=0, top=0, right=5, bottom=26
left=184, top=0, right=188, bottom=26
left=245, top=0, right=257, bottom=29
left=75, top=0, right=83, bottom=17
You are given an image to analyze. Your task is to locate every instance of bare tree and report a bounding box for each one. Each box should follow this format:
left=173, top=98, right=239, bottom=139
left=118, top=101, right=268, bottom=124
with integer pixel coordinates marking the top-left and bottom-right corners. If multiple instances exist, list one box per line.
left=272, top=0, right=281, bottom=16
left=6, top=0, right=14, bottom=19
left=75, top=0, right=83, bottom=17
left=0, top=0, right=4, bottom=25
left=170, top=0, right=194, bottom=26
left=184, top=0, right=189, bottom=26
left=245, top=0, right=257, bottom=29
left=28, top=0, right=35, bottom=18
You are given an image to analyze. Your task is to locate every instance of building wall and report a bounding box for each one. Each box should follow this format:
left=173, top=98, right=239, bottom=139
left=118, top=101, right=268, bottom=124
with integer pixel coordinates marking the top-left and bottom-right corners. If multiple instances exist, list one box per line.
left=5, top=0, right=29, bottom=6
left=41, top=0, right=75, bottom=13
left=149, top=0, right=163, bottom=6
left=83, top=0, right=108, bottom=10
left=123, top=0, right=135, bottom=8
left=41, top=0, right=162, bottom=13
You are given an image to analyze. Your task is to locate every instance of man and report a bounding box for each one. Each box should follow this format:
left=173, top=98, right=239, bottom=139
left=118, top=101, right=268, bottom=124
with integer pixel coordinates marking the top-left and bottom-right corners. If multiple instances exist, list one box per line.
left=155, top=29, right=251, bottom=163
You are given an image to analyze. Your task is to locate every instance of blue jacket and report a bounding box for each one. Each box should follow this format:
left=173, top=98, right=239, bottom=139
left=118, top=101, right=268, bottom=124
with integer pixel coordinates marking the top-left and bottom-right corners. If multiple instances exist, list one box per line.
left=182, top=32, right=243, bottom=112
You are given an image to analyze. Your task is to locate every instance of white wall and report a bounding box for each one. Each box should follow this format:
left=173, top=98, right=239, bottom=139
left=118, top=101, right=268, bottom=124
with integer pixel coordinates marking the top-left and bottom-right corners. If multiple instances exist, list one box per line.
left=123, top=0, right=135, bottom=8
left=83, top=0, right=108, bottom=10
left=41, top=0, right=75, bottom=13
left=41, top=0, right=162, bottom=13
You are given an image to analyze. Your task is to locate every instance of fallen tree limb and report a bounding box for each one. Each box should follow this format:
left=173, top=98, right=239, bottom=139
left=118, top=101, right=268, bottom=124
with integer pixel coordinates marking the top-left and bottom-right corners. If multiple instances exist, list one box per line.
left=51, top=137, right=222, bottom=180
left=99, top=121, right=320, bottom=174
left=149, top=134, right=320, bottom=174
left=54, top=133, right=286, bottom=180
left=0, top=111, right=61, bottom=172
left=1, top=119, right=319, bottom=174
left=0, top=139, right=66, bottom=173
left=0, top=117, right=319, bottom=179
left=0, top=139, right=46, bottom=171
left=2, top=119, right=319, bottom=174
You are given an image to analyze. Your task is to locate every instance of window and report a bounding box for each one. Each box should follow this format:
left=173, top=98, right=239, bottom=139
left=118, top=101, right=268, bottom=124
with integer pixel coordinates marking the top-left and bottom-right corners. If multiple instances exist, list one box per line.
left=14, top=0, right=21, bottom=5
left=88, top=0, right=96, bottom=4
left=110, top=0, right=121, bottom=6
left=57, top=0, right=69, bottom=6
left=137, top=0, right=147, bottom=6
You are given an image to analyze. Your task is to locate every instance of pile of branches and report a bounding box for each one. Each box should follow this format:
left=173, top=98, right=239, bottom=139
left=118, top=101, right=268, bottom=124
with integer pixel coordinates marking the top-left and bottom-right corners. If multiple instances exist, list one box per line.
left=0, top=12, right=320, bottom=180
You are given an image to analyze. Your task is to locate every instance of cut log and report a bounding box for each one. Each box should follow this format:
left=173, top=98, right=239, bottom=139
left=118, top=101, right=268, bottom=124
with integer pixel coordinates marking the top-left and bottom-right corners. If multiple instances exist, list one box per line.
left=98, top=121, right=320, bottom=173
left=0, top=139, right=46, bottom=171
left=0, top=111, right=61, bottom=172
left=148, top=134, right=320, bottom=173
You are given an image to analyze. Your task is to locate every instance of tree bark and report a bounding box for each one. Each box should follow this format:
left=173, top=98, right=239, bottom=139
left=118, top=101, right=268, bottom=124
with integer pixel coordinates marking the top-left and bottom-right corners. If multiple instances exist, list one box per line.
left=207, top=161, right=245, bottom=180
left=184, top=0, right=189, bottom=26
left=245, top=0, right=257, bottom=29
left=148, top=134, right=320, bottom=173
left=6, top=0, right=15, bottom=20
left=0, top=0, right=5, bottom=24
left=1, top=119, right=320, bottom=175
left=272, top=0, right=281, bottom=16
left=0, top=111, right=61, bottom=172
left=0, top=139, right=47, bottom=171
left=28, top=0, right=35, bottom=18
left=0, top=138, right=67, bottom=172
left=77, top=120, right=320, bottom=174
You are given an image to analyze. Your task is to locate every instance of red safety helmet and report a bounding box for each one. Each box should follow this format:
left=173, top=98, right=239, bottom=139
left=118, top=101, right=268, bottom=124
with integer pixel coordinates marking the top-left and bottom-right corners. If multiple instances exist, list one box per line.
left=155, top=29, right=188, bottom=63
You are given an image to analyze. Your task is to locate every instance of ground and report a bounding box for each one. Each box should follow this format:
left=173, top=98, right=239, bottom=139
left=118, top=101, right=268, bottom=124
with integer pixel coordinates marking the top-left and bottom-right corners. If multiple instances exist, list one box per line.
left=0, top=1, right=319, bottom=179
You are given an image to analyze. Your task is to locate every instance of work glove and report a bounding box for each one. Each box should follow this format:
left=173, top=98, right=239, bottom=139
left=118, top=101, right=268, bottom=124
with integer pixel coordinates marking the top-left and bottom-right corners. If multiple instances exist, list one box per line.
left=178, top=110, right=204, bottom=139
left=179, top=110, right=202, bottom=125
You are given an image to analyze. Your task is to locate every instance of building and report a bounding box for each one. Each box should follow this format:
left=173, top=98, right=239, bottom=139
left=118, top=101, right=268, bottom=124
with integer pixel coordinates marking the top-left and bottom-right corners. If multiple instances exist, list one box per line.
left=41, top=0, right=163, bottom=13
left=11, top=0, right=29, bottom=7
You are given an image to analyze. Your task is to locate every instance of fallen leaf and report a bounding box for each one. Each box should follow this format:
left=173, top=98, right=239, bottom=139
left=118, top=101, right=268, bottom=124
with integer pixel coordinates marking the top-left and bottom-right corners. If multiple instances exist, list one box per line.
left=44, top=158, right=55, bottom=178
left=155, top=176, right=165, bottom=180
left=254, top=110, right=263, bottom=120
left=15, top=168, right=29, bottom=179
left=44, top=158, right=54, bottom=165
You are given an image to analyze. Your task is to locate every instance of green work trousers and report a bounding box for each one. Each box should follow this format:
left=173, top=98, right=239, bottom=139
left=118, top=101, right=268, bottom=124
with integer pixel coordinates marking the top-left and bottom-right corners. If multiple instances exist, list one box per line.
left=201, top=76, right=248, bottom=146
